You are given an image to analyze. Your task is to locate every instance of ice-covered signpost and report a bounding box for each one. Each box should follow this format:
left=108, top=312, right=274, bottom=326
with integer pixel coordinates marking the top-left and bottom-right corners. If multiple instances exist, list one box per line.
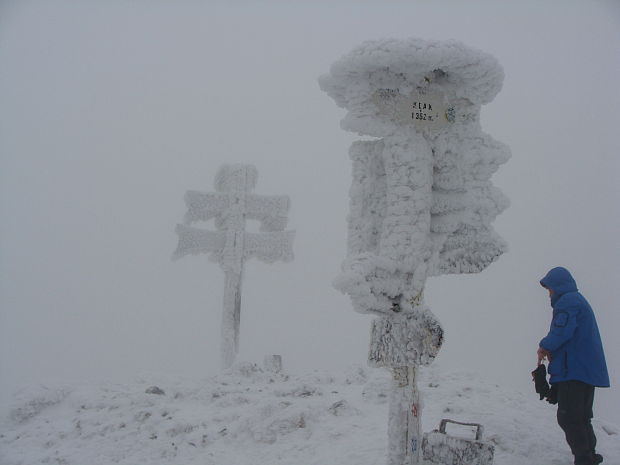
left=173, top=164, right=294, bottom=369
left=319, top=39, right=510, bottom=465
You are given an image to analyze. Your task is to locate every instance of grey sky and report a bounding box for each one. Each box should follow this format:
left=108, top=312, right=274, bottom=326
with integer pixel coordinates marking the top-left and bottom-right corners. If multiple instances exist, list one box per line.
left=1, top=0, right=619, bottom=421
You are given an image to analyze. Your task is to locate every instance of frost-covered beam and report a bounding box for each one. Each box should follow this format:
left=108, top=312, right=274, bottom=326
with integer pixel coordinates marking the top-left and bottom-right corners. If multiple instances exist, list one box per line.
left=183, top=191, right=229, bottom=224
left=172, top=224, right=226, bottom=260
left=184, top=190, right=290, bottom=232
left=244, top=231, right=295, bottom=263
left=245, top=195, right=290, bottom=232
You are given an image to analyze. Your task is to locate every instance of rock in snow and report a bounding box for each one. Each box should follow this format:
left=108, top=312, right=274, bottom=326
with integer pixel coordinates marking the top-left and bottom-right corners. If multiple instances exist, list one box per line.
left=1, top=365, right=619, bottom=465
left=145, top=386, right=166, bottom=396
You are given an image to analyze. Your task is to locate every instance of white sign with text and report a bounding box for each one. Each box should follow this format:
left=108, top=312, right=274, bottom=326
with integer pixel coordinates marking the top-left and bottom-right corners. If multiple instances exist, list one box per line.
left=372, top=88, right=452, bottom=130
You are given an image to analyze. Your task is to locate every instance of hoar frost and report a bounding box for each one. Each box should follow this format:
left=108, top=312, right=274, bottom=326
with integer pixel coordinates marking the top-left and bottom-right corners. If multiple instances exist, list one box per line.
left=319, top=38, right=510, bottom=317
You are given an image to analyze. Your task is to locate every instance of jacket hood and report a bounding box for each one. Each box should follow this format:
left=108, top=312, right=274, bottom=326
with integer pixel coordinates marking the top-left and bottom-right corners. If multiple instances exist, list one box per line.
left=540, top=267, right=578, bottom=299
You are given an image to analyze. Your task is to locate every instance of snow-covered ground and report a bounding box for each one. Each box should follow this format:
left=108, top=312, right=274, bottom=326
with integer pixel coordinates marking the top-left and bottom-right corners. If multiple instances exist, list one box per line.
left=1, top=363, right=618, bottom=465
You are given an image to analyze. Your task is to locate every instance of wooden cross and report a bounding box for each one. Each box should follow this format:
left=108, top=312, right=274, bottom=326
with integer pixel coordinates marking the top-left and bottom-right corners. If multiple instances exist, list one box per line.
left=174, top=164, right=294, bottom=368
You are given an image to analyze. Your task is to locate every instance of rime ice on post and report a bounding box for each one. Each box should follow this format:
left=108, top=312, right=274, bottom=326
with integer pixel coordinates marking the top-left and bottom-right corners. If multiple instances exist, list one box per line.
left=320, top=39, right=510, bottom=465
left=173, top=165, right=294, bottom=369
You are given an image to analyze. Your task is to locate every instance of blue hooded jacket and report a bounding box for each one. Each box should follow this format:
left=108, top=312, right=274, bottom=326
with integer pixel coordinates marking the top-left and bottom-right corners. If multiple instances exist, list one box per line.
left=539, top=267, right=609, bottom=387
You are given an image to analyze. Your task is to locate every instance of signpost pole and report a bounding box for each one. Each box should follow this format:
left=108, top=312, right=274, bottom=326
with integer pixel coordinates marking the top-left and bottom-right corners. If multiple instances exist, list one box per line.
left=388, top=366, right=422, bottom=465
left=320, top=38, right=509, bottom=465
left=221, top=266, right=243, bottom=369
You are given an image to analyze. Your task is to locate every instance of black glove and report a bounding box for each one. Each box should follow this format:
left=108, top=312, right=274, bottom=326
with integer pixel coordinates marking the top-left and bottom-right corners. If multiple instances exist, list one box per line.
left=531, top=364, right=550, bottom=400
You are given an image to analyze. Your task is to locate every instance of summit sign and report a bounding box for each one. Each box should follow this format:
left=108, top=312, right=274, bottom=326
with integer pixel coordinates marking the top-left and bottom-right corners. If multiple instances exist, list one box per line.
left=372, top=88, right=452, bottom=130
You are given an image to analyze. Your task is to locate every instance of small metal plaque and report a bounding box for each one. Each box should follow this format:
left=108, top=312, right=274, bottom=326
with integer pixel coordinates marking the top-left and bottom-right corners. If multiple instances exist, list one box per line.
left=372, top=88, right=452, bottom=130
left=368, top=311, right=443, bottom=368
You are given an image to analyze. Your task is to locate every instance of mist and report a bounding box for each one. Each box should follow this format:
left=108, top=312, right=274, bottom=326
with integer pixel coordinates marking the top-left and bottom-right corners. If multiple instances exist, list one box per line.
left=1, top=0, right=619, bottom=423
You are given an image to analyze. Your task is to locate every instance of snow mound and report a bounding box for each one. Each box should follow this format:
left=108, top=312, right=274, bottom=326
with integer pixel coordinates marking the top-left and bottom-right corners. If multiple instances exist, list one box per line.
left=1, top=365, right=618, bottom=465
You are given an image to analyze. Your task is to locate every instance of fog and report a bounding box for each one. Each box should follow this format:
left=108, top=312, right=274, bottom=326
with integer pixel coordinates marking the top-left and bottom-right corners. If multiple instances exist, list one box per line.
left=1, top=0, right=619, bottom=422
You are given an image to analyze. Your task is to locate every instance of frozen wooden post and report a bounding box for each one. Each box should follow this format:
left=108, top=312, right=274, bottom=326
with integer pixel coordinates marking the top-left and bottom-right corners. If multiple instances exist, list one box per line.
left=320, top=39, right=510, bottom=465
left=173, top=164, right=294, bottom=369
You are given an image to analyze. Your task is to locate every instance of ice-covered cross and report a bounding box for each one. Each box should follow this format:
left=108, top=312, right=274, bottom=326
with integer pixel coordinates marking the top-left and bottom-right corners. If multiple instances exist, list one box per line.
left=173, top=164, right=294, bottom=369
left=320, top=39, right=510, bottom=465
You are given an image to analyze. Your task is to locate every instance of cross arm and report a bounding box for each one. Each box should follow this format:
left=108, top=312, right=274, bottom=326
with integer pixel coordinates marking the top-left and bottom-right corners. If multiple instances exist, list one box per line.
left=244, top=230, right=295, bottom=263
left=183, top=191, right=229, bottom=224
left=245, top=194, right=290, bottom=231
left=173, top=224, right=226, bottom=260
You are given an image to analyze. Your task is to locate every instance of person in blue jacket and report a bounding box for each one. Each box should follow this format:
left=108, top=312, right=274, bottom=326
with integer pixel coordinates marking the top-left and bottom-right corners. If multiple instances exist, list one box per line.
left=537, top=267, right=610, bottom=465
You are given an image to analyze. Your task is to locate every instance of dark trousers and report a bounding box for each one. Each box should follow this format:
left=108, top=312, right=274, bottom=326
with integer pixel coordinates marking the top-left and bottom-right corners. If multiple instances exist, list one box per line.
left=556, top=380, right=597, bottom=465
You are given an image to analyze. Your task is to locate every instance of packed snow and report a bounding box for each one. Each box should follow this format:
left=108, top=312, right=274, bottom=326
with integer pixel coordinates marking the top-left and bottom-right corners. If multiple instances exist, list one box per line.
left=2, top=364, right=618, bottom=465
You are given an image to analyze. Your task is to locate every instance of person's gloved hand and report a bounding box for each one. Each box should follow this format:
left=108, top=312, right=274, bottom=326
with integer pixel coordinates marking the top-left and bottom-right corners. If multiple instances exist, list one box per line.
left=531, top=364, right=550, bottom=400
